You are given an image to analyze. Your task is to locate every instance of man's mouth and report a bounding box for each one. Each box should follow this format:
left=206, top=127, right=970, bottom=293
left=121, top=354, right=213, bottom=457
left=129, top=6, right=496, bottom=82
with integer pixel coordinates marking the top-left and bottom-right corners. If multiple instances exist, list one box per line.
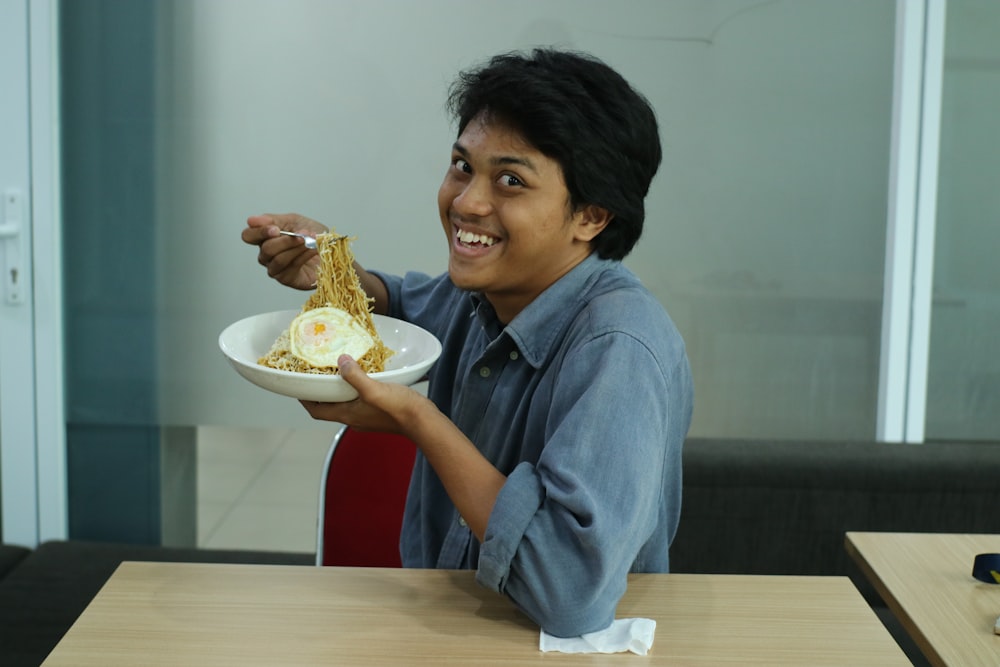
left=456, top=228, right=499, bottom=248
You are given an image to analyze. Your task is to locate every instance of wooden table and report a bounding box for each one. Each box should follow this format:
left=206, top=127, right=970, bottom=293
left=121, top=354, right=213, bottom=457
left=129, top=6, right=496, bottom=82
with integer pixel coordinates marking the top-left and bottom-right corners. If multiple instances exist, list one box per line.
left=43, top=562, right=909, bottom=666
left=846, top=532, right=1000, bottom=667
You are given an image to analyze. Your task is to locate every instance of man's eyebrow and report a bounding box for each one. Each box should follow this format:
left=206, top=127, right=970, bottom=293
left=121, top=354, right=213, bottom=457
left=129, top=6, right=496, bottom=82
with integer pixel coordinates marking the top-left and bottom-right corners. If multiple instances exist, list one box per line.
left=452, top=142, right=538, bottom=173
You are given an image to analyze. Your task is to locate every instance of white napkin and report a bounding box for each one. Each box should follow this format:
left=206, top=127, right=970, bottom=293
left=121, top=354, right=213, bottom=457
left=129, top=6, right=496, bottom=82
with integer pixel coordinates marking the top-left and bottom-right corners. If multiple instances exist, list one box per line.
left=539, top=618, right=656, bottom=655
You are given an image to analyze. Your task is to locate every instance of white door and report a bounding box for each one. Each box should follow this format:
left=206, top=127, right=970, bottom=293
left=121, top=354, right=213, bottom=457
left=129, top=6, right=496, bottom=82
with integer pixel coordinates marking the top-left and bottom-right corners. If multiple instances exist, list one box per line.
left=0, top=0, right=64, bottom=547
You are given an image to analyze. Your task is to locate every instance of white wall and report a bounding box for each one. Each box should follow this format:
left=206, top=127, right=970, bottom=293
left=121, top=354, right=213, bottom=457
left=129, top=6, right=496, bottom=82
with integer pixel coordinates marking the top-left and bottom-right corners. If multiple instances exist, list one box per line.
left=155, top=0, right=896, bottom=438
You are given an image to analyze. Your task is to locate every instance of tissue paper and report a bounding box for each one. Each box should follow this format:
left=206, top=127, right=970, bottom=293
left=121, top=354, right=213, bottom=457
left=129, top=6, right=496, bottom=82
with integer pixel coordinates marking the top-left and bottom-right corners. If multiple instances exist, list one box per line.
left=539, top=618, right=656, bottom=655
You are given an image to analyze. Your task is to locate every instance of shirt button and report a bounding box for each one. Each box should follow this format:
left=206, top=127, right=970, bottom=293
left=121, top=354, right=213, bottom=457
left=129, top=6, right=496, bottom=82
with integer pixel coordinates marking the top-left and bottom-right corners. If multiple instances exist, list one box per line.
left=509, top=350, right=519, bottom=361
left=479, top=366, right=491, bottom=378
left=458, top=516, right=468, bottom=527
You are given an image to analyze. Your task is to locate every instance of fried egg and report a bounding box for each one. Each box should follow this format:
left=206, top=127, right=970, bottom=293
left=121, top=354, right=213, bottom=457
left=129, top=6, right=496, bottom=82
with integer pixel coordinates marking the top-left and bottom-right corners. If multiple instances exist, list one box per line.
left=288, top=306, right=374, bottom=369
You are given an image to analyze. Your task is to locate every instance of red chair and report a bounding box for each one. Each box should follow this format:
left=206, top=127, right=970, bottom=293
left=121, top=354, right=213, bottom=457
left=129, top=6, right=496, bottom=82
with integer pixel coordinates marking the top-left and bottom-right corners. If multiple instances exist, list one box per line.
left=315, top=425, right=417, bottom=567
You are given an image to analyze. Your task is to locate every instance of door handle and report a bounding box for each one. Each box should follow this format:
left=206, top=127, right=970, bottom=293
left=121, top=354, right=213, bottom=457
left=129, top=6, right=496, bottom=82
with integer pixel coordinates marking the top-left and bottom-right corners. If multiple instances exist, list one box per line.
left=0, top=189, right=24, bottom=304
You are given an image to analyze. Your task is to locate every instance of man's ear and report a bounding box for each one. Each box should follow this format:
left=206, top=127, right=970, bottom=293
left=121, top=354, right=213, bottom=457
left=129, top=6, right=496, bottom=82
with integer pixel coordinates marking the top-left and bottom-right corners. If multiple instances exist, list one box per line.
left=574, top=205, right=613, bottom=242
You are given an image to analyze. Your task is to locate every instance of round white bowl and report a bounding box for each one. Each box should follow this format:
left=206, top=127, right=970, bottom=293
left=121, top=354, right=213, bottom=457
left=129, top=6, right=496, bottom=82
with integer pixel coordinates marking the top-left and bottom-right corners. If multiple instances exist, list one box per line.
left=219, top=309, right=441, bottom=402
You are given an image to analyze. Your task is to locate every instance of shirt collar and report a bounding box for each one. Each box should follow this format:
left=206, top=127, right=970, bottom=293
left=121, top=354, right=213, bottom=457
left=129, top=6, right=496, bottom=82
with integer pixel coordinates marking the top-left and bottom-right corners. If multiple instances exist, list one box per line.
left=470, top=254, right=614, bottom=368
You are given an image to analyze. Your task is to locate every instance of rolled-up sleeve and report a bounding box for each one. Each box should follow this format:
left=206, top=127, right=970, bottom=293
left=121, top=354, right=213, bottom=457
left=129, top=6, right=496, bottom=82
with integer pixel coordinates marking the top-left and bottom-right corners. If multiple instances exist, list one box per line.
left=476, top=462, right=543, bottom=585
left=476, top=327, right=685, bottom=637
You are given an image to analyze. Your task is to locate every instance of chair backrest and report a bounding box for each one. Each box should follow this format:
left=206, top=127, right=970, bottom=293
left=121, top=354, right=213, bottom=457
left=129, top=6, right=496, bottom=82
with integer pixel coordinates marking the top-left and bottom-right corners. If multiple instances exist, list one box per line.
left=315, top=425, right=417, bottom=567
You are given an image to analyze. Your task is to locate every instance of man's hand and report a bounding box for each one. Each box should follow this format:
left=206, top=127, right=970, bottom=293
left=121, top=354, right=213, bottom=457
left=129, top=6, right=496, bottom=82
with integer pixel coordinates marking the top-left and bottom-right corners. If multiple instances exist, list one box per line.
left=242, top=213, right=328, bottom=290
left=299, top=354, right=433, bottom=435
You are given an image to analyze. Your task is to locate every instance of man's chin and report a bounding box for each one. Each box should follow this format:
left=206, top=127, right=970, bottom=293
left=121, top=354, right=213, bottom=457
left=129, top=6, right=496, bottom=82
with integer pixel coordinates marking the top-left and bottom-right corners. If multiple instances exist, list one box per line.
left=447, top=273, right=482, bottom=293
left=447, top=262, right=487, bottom=293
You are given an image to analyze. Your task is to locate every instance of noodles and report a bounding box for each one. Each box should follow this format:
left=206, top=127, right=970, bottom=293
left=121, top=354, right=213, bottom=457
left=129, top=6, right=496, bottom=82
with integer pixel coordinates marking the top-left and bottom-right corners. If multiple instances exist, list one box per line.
left=258, top=232, right=393, bottom=374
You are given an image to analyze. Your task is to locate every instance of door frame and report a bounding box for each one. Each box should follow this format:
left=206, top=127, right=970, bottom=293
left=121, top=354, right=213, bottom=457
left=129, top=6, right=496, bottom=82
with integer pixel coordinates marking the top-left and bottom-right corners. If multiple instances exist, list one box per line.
left=0, top=0, right=65, bottom=547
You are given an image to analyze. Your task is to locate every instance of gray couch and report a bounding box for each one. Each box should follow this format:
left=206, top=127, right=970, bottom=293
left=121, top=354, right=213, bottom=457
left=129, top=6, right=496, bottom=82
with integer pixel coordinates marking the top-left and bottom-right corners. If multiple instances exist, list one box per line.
left=672, top=438, right=1000, bottom=581
left=670, top=438, right=1000, bottom=666
left=3, top=438, right=998, bottom=665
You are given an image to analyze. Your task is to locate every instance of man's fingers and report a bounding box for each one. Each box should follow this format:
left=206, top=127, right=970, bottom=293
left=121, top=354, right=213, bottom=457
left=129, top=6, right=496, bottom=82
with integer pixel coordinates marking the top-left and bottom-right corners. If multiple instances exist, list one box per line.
left=337, top=355, right=363, bottom=384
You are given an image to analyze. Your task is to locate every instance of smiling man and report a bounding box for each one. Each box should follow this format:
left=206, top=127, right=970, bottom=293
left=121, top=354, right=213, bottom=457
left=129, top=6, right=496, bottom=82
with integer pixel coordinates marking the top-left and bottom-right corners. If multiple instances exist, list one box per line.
left=441, top=118, right=612, bottom=324
left=242, top=48, right=693, bottom=639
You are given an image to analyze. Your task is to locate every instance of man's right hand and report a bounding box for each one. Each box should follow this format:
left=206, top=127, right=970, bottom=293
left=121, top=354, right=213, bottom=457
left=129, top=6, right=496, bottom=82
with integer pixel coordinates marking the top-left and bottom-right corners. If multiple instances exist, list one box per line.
left=243, top=213, right=328, bottom=290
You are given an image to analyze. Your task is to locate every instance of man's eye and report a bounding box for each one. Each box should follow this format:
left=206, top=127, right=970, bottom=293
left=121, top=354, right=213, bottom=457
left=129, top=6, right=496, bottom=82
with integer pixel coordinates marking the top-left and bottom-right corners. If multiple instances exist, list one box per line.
left=452, top=158, right=471, bottom=173
left=499, top=174, right=523, bottom=187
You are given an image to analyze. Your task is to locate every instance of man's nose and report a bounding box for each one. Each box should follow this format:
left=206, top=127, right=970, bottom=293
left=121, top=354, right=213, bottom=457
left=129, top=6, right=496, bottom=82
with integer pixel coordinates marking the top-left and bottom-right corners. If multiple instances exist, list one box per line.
left=452, top=178, right=492, bottom=217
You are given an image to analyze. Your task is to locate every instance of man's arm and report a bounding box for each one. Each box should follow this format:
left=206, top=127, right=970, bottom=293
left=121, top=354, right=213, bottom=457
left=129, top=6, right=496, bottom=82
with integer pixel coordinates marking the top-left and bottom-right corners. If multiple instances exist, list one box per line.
left=302, top=354, right=506, bottom=541
left=477, top=330, right=687, bottom=637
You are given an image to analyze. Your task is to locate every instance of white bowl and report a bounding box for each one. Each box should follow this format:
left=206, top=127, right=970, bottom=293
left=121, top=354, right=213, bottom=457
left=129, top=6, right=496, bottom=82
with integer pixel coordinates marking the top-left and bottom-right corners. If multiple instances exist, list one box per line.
left=219, top=310, right=442, bottom=402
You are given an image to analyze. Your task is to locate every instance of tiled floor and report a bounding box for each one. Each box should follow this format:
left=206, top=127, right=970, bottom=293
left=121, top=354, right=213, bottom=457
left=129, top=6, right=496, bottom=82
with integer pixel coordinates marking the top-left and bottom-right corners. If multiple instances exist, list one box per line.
left=196, top=424, right=340, bottom=555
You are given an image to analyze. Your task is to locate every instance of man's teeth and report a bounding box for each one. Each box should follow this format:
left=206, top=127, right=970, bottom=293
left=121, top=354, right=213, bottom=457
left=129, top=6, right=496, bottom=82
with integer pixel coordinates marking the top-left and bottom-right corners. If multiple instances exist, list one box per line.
left=457, top=229, right=497, bottom=247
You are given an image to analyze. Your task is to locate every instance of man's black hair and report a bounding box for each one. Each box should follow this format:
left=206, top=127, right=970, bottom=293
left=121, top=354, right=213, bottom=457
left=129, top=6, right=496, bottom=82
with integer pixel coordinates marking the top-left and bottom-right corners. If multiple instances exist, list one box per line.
left=446, top=48, right=662, bottom=260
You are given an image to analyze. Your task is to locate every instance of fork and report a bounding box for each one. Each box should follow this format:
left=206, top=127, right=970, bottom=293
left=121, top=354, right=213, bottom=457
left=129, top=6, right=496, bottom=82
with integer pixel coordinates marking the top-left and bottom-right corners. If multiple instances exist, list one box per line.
left=278, top=230, right=344, bottom=249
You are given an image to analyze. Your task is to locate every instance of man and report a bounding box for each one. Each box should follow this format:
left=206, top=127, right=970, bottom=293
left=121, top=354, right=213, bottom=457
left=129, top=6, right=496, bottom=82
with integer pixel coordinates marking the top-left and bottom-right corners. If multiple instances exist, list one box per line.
left=242, top=48, right=693, bottom=638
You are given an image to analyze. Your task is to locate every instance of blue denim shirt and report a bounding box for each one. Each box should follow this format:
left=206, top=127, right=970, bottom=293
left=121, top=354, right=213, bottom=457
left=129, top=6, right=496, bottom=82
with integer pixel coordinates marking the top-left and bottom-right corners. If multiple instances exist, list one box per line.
left=372, top=254, right=693, bottom=637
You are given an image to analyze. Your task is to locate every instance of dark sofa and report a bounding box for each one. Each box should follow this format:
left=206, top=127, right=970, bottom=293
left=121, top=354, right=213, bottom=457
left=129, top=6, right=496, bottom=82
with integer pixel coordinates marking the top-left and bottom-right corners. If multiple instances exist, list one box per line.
left=671, top=438, right=1000, bottom=666
left=3, top=438, right=999, bottom=666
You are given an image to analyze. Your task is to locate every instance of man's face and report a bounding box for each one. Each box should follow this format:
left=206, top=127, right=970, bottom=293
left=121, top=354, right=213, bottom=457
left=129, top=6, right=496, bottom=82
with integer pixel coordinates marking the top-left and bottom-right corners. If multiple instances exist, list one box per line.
left=437, top=114, right=608, bottom=323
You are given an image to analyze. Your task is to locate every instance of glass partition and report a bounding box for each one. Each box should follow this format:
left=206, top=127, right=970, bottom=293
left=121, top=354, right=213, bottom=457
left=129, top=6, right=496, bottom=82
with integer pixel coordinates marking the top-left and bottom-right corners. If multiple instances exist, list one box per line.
left=925, top=0, right=1000, bottom=441
left=60, top=0, right=897, bottom=546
